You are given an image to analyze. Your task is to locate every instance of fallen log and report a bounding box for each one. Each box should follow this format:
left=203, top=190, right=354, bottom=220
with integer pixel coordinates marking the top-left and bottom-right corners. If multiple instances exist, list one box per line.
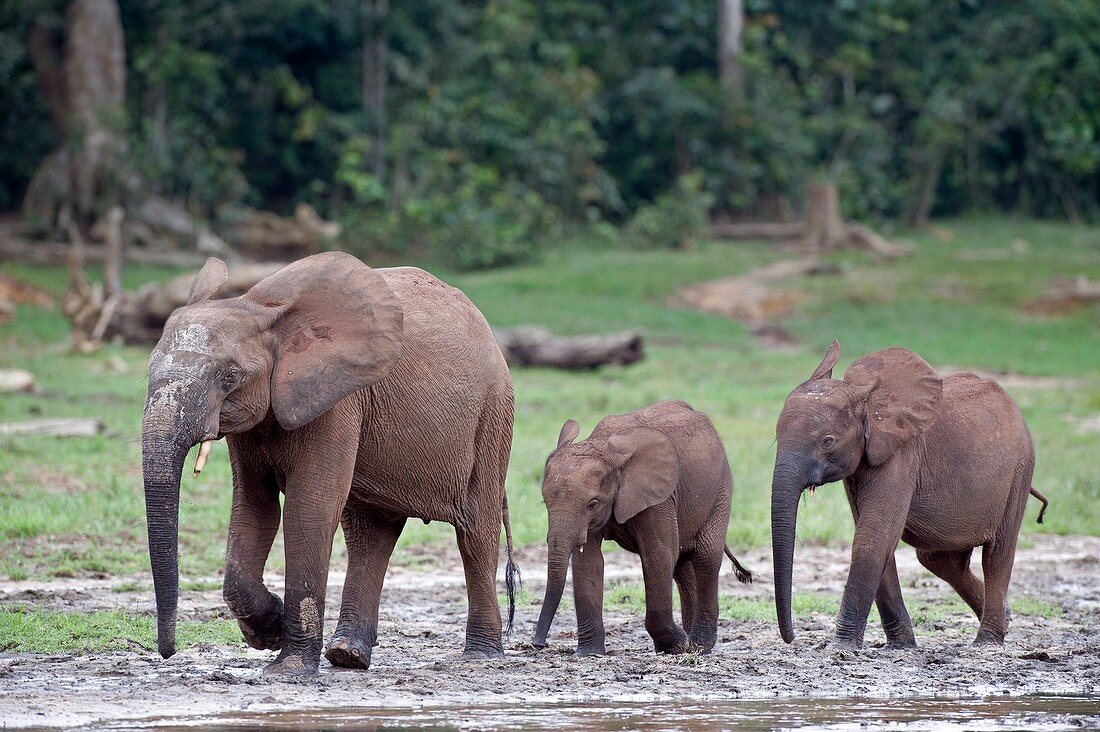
left=494, top=327, right=644, bottom=370
left=708, top=222, right=804, bottom=241
left=0, top=238, right=208, bottom=267
left=0, top=418, right=104, bottom=437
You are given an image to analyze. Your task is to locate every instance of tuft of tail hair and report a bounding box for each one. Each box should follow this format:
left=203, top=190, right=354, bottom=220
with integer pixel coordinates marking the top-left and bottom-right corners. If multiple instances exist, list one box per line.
left=1029, top=487, right=1049, bottom=524
left=725, top=544, right=753, bottom=584
left=502, top=493, right=522, bottom=634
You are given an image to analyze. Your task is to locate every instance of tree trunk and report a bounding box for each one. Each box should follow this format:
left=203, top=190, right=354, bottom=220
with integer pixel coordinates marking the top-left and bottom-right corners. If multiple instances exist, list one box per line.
left=802, top=182, right=846, bottom=252
left=718, top=0, right=744, bottom=98
left=23, top=0, right=127, bottom=226
left=362, top=0, right=388, bottom=180
left=912, top=146, right=945, bottom=230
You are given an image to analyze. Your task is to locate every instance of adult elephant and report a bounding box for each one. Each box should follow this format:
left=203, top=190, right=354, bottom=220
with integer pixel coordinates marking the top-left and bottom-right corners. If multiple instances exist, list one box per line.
left=771, top=341, right=1047, bottom=649
left=141, top=252, right=517, bottom=675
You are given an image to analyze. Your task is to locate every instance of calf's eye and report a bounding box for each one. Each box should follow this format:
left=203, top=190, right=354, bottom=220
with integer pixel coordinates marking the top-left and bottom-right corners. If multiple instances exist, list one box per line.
left=822, top=435, right=836, bottom=449
left=587, top=499, right=599, bottom=511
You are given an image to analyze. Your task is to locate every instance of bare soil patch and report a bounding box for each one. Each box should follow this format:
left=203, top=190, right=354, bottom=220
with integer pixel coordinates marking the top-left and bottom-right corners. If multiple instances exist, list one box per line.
left=1, top=535, right=1097, bottom=729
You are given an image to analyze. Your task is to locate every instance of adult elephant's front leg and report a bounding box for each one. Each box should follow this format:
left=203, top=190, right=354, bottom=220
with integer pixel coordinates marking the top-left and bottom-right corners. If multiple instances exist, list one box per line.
left=264, top=440, right=356, bottom=676
left=223, top=444, right=283, bottom=652
left=325, top=510, right=406, bottom=669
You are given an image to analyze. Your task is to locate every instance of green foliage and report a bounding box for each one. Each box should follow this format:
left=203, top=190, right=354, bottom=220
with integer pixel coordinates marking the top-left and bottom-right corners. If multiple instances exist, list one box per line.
left=625, top=171, right=714, bottom=249
left=3, top=0, right=1097, bottom=240
left=0, top=609, right=242, bottom=653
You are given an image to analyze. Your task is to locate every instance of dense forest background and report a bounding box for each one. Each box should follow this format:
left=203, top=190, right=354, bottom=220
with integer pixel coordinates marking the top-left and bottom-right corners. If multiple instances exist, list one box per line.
left=1, top=0, right=1097, bottom=268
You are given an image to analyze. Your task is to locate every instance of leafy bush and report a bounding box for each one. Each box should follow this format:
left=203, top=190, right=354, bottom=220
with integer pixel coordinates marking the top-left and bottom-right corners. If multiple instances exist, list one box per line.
left=625, top=171, right=713, bottom=249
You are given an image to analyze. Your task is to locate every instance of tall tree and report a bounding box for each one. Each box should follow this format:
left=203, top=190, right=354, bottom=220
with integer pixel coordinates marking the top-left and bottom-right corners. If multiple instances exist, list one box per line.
left=24, top=0, right=127, bottom=225
left=718, top=0, right=743, bottom=97
left=363, top=0, right=388, bottom=180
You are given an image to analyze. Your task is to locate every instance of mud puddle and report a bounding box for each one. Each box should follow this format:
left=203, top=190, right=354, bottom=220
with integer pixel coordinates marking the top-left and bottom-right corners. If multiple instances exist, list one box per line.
left=103, top=695, right=1100, bottom=731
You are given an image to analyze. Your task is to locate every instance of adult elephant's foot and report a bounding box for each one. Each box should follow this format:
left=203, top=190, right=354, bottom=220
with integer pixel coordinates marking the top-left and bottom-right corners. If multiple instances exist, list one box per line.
left=262, top=650, right=318, bottom=677
left=236, top=594, right=284, bottom=651
left=826, top=636, right=863, bottom=653
left=573, top=644, right=606, bottom=658
left=225, top=579, right=284, bottom=651
left=460, top=645, right=504, bottom=661
left=325, top=633, right=373, bottom=670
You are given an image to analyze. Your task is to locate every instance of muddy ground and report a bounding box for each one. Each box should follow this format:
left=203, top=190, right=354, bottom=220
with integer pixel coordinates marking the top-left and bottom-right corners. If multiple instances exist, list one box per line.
left=1, top=535, right=1098, bottom=728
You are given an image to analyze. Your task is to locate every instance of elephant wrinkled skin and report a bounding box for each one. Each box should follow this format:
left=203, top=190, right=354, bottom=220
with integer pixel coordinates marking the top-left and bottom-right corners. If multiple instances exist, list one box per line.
left=141, top=253, right=516, bottom=675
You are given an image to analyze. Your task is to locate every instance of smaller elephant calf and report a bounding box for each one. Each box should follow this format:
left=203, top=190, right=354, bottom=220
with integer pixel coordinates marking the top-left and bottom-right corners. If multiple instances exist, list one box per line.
left=532, top=400, right=752, bottom=656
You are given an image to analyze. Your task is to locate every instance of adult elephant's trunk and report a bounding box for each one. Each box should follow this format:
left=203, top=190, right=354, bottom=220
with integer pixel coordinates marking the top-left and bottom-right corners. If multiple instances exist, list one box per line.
left=142, top=382, right=205, bottom=659
left=532, top=532, right=575, bottom=648
left=771, top=452, right=817, bottom=644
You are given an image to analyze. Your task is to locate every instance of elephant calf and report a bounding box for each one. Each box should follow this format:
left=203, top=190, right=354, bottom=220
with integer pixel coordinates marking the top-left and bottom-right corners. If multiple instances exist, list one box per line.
left=771, top=340, right=1049, bottom=649
left=533, top=400, right=752, bottom=656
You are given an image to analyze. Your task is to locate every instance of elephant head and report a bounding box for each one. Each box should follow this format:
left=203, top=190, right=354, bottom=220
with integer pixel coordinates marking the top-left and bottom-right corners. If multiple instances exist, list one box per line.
left=532, top=420, right=679, bottom=647
left=771, top=340, right=942, bottom=642
left=141, top=252, right=403, bottom=658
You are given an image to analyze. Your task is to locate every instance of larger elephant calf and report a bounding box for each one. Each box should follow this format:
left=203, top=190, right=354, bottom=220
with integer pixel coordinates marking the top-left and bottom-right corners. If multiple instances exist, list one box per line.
left=771, top=340, right=1048, bottom=649
left=142, top=252, right=517, bottom=675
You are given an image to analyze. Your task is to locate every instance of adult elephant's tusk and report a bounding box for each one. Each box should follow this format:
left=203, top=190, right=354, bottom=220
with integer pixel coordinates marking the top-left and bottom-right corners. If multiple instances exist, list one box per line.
left=193, top=440, right=214, bottom=477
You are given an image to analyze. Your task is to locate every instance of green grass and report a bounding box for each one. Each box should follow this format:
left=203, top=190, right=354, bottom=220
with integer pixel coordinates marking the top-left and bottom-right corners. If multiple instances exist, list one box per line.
left=0, top=216, right=1097, bottom=583
left=0, top=608, right=243, bottom=653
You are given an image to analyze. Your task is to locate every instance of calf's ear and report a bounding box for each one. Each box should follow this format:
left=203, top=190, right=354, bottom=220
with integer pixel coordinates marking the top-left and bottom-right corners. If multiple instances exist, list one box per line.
left=607, top=427, right=679, bottom=524
left=844, top=348, right=942, bottom=465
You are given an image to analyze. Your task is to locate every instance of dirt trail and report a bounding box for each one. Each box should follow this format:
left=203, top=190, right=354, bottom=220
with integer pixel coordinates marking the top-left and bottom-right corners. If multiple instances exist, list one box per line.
left=1, top=535, right=1098, bottom=729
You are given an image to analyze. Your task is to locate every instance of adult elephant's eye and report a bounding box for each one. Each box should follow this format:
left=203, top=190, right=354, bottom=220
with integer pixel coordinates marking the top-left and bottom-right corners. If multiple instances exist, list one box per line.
left=222, top=366, right=241, bottom=391
left=587, top=499, right=599, bottom=511
left=822, top=435, right=836, bottom=449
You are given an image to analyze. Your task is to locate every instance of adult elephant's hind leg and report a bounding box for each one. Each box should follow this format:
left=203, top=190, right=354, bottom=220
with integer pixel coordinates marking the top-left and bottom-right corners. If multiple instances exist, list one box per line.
left=456, top=397, right=512, bottom=660
left=875, top=554, right=916, bottom=648
left=325, top=509, right=406, bottom=669
left=455, top=520, right=504, bottom=659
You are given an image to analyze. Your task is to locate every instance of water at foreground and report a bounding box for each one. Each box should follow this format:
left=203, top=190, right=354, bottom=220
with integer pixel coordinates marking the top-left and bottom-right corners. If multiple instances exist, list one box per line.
left=113, top=694, right=1099, bottom=731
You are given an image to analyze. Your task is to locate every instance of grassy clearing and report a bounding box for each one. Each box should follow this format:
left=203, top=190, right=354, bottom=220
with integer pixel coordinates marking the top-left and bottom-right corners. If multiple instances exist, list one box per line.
left=0, top=217, right=1097, bottom=585
left=0, top=608, right=242, bottom=653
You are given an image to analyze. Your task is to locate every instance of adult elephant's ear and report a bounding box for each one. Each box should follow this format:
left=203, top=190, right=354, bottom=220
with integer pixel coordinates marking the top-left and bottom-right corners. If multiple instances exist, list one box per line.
left=246, top=252, right=404, bottom=430
left=844, top=348, right=942, bottom=466
left=607, top=427, right=680, bottom=524
left=187, top=258, right=229, bottom=305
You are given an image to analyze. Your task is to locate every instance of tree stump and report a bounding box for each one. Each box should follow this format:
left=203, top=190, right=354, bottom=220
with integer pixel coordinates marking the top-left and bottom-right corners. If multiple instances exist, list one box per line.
left=802, top=182, right=847, bottom=252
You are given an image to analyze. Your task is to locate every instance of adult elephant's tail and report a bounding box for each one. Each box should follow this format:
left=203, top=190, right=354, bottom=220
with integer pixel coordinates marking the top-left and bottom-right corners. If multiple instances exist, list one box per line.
left=724, top=544, right=754, bottom=584
left=1029, top=487, right=1050, bottom=524
left=502, top=492, right=522, bottom=634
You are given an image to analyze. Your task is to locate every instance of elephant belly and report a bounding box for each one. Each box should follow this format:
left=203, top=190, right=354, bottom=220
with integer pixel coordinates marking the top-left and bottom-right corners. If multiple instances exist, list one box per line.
left=903, top=480, right=1008, bottom=551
